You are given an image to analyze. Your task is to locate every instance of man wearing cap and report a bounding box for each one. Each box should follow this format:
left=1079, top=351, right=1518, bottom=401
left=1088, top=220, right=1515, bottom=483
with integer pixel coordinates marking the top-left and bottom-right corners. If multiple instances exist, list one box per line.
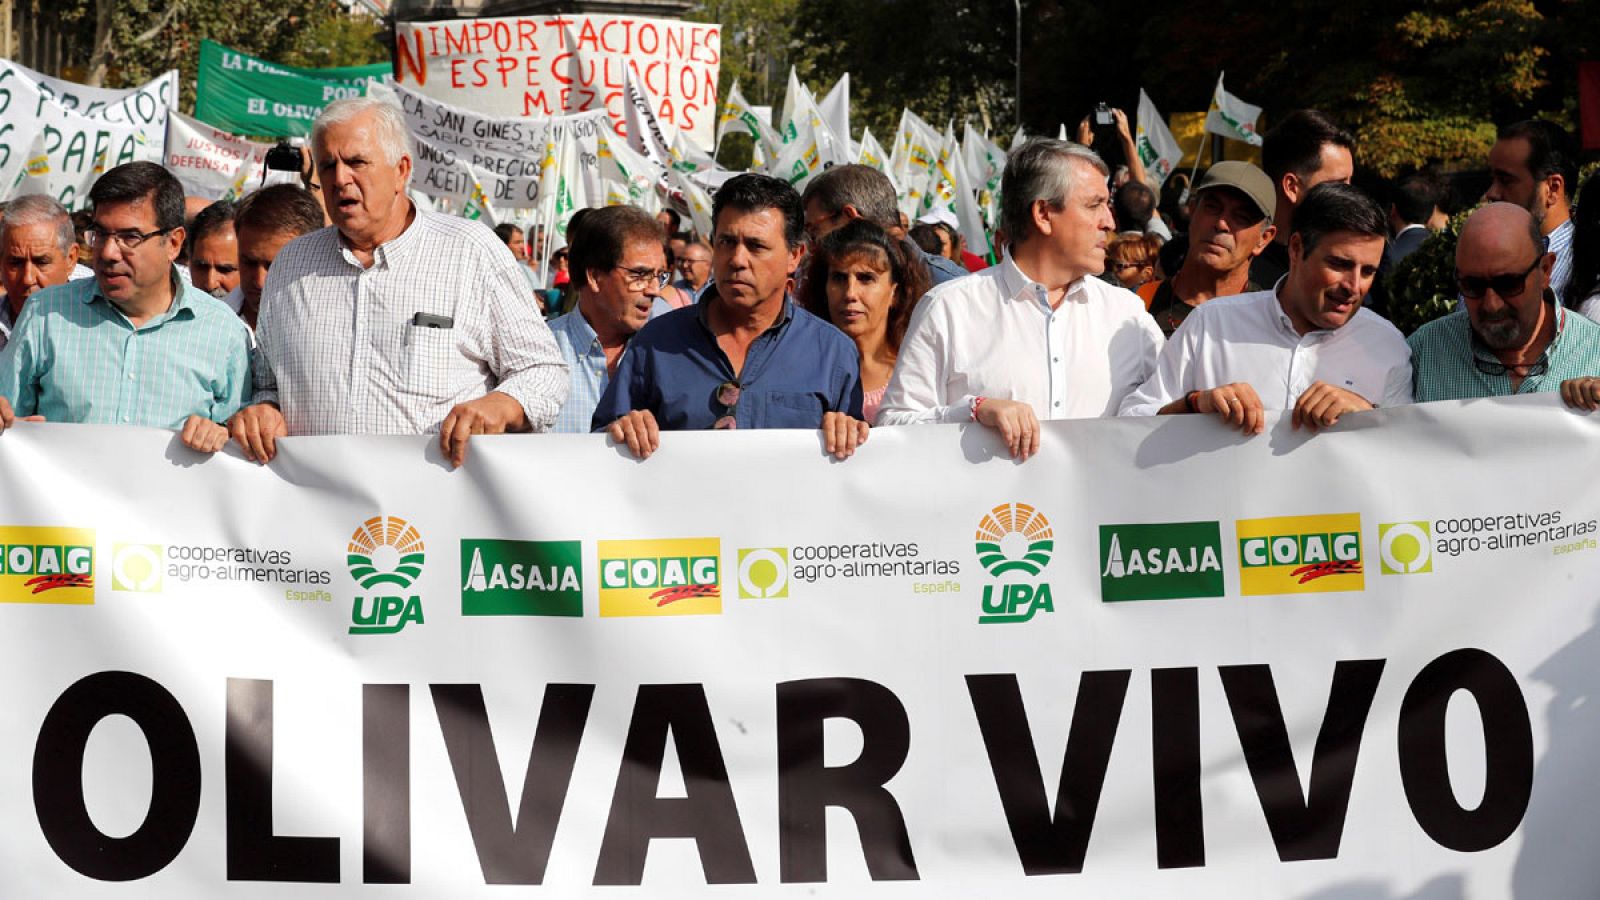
left=1408, top=202, right=1600, bottom=407
left=1120, top=182, right=1411, bottom=432
left=1141, top=161, right=1277, bottom=337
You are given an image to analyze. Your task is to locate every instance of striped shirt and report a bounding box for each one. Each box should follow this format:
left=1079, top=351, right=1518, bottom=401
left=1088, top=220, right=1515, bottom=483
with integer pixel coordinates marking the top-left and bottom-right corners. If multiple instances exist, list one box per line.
left=0, top=272, right=252, bottom=427
left=1548, top=218, right=1575, bottom=302
left=546, top=308, right=614, bottom=434
left=253, top=210, right=568, bottom=435
left=1408, top=301, right=1600, bottom=401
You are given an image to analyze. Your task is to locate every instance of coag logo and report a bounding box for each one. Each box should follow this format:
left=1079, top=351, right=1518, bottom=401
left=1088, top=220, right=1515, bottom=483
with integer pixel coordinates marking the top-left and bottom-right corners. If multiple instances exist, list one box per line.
left=598, top=538, right=721, bottom=617
left=1099, top=522, right=1224, bottom=602
left=737, top=548, right=789, bottom=599
left=461, top=539, right=582, bottom=616
left=0, top=527, right=95, bottom=604
left=1379, top=522, right=1433, bottom=575
left=975, top=503, right=1055, bottom=623
left=112, top=543, right=164, bottom=592
left=347, top=516, right=426, bottom=635
left=1236, top=514, right=1364, bottom=596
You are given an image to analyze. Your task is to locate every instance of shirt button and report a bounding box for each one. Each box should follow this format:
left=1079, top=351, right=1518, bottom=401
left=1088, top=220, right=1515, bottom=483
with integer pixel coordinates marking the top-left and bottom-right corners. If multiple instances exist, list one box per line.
left=1053, top=357, right=1060, bottom=363
left=122, top=416, right=130, bottom=422
left=127, top=373, right=135, bottom=380
left=1054, top=402, right=1061, bottom=408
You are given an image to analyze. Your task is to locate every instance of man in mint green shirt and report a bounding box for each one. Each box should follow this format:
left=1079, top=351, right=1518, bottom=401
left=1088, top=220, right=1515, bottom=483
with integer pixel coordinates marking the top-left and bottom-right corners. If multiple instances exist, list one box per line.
left=0, top=162, right=250, bottom=451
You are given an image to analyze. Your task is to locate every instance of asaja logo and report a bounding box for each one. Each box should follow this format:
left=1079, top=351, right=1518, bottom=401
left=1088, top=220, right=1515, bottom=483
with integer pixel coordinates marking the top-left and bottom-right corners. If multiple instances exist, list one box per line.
left=975, top=503, right=1055, bottom=623
left=598, top=538, right=721, bottom=617
left=737, top=548, right=788, bottom=599
left=112, top=543, right=164, bottom=592
left=1099, top=522, right=1224, bottom=602
left=347, top=516, right=426, bottom=635
left=1379, top=522, right=1433, bottom=575
left=461, top=539, right=582, bottom=616
left=0, top=527, right=94, bottom=604
left=1236, top=513, right=1364, bottom=596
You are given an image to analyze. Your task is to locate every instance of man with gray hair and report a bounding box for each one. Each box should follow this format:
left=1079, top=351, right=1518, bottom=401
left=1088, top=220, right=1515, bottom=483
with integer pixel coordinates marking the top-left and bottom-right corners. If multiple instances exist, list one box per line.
left=0, top=194, right=88, bottom=352
left=228, top=96, right=567, bottom=468
left=877, top=138, right=1163, bottom=459
left=801, top=163, right=968, bottom=285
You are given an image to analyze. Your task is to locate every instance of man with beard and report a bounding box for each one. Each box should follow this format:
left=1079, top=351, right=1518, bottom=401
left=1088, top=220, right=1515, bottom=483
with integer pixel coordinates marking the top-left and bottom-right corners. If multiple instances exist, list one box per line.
left=1483, top=119, right=1577, bottom=299
left=1120, top=183, right=1411, bottom=433
left=1409, top=202, right=1600, bottom=407
left=1143, top=161, right=1276, bottom=337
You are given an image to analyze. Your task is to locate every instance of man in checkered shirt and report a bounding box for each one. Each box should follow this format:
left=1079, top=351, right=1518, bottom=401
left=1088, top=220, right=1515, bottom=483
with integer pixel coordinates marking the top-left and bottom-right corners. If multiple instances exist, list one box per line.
left=228, top=97, right=567, bottom=467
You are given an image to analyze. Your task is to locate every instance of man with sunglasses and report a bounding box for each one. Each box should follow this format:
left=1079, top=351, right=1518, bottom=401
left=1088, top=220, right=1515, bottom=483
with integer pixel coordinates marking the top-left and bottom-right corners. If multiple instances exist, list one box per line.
left=593, top=173, right=867, bottom=460
left=0, top=162, right=251, bottom=451
left=1408, top=202, right=1600, bottom=407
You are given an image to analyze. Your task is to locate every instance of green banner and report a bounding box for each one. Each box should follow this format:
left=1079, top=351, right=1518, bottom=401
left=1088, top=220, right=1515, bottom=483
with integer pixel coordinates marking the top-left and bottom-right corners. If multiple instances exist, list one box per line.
left=194, top=40, right=389, bottom=138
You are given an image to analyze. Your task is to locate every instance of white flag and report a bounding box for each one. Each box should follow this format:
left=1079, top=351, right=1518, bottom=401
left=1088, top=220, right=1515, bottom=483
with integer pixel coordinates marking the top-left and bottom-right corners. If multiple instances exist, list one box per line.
left=856, top=128, right=890, bottom=171
left=717, top=80, right=780, bottom=157
left=623, top=63, right=674, bottom=170
left=669, top=129, right=719, bottom=175
left=1009, top=125, right=1028, bottom=151
left=596, top=130, right=664, bottom=212
left=1135, top=89, right=1184, bottom=187
left=668, top=166, right=715, bottom=238
left=1205, top=72, right=1264, bottom=147
left=817, top=73, right=852, bottom=160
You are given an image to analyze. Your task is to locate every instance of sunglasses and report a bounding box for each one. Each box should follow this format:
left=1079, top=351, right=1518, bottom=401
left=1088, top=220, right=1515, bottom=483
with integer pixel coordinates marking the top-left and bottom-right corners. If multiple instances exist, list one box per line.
left=1456, top=254, right=1543, bottom=300
left=711, top=381, right=740, bottom=430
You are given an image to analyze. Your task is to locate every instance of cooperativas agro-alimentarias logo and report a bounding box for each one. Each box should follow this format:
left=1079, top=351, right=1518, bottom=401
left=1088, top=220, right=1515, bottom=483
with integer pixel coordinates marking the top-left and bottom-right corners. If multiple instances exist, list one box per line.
left=975, top=503, right=1056, bottom=623
left=347, top=516, right=426, bottom=635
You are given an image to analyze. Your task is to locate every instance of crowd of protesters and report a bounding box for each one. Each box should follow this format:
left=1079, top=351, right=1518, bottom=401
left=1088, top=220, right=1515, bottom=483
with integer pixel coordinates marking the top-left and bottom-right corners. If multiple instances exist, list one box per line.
left=3, top=94, right=1600, bottom=465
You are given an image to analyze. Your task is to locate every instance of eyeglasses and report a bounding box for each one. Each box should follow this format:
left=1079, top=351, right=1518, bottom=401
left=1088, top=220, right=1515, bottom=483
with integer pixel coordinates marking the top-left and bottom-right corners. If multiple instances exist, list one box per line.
left=616, top=266, right=671, bottom=290
left=678, top=257, right=710, bottom=269
left=1111, top=260, right=1150, bottom=271
left=85, top=226, right=173, bottom=251
left=711, top=381, right=740, bottom=430
left=1468, top=328, right=1550, bottom=378
left=1457, top=254, right=1543, bottom=300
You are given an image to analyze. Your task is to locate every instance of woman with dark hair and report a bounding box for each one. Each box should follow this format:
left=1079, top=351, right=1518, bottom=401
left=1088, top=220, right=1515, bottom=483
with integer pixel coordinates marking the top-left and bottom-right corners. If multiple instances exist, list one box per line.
left=801, top=220, right=932, bottom=423
left=1567, top=169, right=1600, bottom=318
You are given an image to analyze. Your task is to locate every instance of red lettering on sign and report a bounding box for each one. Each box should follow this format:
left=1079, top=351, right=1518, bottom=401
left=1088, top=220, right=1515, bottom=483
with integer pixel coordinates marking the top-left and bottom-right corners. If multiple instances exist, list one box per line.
left=396, top=32, right=427, bottom=86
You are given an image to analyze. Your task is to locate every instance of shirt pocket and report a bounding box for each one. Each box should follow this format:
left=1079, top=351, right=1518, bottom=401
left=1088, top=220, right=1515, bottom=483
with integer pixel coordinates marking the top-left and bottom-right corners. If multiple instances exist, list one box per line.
left=403, top=325, right=456, bottom=398
left=764, top=390, right=826, bottom=428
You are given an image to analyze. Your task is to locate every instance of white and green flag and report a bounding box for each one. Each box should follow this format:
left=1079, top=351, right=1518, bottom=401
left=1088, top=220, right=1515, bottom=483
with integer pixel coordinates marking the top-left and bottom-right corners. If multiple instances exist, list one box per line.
left=717, top=80, right=780, bottom=157
left=1204, top=72, right=1264, bottom=147
left=1136, top=89, right=1184, bottom=186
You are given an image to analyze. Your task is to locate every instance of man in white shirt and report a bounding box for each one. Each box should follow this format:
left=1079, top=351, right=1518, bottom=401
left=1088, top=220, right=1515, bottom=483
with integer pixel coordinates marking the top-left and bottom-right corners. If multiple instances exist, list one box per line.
left=1120, top=182, right=1412, bottom=433
left=877, top=138, right=1163, bottom=459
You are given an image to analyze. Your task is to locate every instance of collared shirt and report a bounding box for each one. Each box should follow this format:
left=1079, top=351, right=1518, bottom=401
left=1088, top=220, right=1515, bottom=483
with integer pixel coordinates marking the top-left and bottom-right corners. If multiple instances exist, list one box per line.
left=1408, top=300, right=1600, bottom=401
left=1121, top=288, right=1412, bottom=416
left=919, top=245, right=969, bottom=287
left=1547, top=218, right=1575, bottom=301
left=590, top=289, right=863, bottom=431
left=0, top=301, right=15, bottom=353
left=547, top=308, right=614, bottom=434
left=253, top=210, right=568, bottom=435
left=878, top=256, right=1164, bottom=425
left=0, top=272, right=252, bottom=427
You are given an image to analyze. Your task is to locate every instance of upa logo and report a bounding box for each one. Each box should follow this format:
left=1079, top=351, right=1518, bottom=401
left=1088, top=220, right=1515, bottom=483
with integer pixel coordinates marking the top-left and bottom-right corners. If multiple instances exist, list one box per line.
left=597, top=538, right=721, bottom=617
left=737, top=548, right=789, bottom=599
left=461, top=539, right=582, bottom=616
left=1100, top=522, right=1225, bottom=602
left=1236, top=513, right=1364, bottom=596
left=0, top=526, right=95, bottom=604
left=975, top=503, right=1055, bottom=623
left=347, top=516, right=426, bottom=635
left=1379, top=522, right=1433, bottom=575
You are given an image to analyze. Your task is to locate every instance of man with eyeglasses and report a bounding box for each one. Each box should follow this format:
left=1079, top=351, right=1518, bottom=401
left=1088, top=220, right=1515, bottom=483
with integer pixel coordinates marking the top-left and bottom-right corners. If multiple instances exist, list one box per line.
left=1120, top=182, right=1411, bottom=432
left=0, top=162, right=252, bottom=450
left=547, top=206, right=669, bottom=433
left=673, top=239, right=712, bottom=298
left=592, top=173, right=867, bottom=459
left=1408, top=202, right=1600, bottom=407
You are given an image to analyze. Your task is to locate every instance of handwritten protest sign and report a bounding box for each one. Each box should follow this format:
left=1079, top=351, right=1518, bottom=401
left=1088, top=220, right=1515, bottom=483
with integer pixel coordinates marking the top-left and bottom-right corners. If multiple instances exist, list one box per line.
left=163, top=111, right=271, bottom=200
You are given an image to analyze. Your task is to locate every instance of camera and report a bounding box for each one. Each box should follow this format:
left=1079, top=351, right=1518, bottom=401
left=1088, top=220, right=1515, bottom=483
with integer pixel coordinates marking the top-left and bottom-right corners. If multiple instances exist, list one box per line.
left=264, top=139, right=303, bottom=172
left=1094, top=103, right=1114, bottom=126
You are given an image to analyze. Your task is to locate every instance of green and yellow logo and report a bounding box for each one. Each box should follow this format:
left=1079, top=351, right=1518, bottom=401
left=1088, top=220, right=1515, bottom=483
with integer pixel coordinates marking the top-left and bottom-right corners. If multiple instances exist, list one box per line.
left=598, top=538, right=721, bottom=617
left=112, top=543, right=164, bottom=593
left=1379, top=522, right=1433, bottom=575
left=1, top=527, right=94, bottom=604
left=461, top=539, right=582, bottom=616
left=1236, top=514, right=1364, bottom=596
left=976, top=504, right=1055, bottom=623
left=348, top=516, right=426, bottom=635
left=737, top=548, right=789, bottom=599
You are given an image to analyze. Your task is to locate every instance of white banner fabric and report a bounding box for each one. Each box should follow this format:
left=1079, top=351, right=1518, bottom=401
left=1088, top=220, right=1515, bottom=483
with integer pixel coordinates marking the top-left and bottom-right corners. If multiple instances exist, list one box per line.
left=0, top=397, right=1597, bottom=896
left=163, top=112, right=271, bottom=201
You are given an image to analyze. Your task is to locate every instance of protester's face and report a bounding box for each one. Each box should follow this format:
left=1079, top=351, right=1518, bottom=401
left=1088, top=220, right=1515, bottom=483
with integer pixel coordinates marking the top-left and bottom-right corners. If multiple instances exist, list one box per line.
left=314, top=113, right=412, bottom=245
left=676, top=244, right=712, bottom=289
left=584, top=238, right=663, bottom=338
left=1, top=221, right=77, bottom=308
left=803, top=199, right=848, bottom=244
left=1040, top=159, right=1115, bottom=278
left=237, top=224, right=299, bottom=311
left=1282, top=230, right=1384, bottom=333
left=506, top=227, right=527, bottom=261
left=712, top=206, right=802, bottom=312
left=825, top=249, right=897, bottom=342
left=1302, top=143, right=1355, bottom=195
left=1188, top=187, right=1274, bottom=273
left=1484, top=138, right=1541, bottom=219
left=188, top=226, right=239, bottom=299
left=91, top=198, right=182, bottom=308
left=1457, top=222, right=1553, bottom=351
left=1108, top=256, right=1154, bottom=290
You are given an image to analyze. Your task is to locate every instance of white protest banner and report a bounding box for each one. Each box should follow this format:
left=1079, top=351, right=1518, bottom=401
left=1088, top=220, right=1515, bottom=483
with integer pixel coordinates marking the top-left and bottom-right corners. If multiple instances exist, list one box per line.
left=1136, top=88, right=1184, bottom=187
left=1, top=397, right=1597, bottom=894
left=1205, top=71, right=1264, bottom=147
left=0, top=59, right=175, bottom=139
left=163, top=112, right=271, bottom=201
left=392, top=13, right=721, bottom=150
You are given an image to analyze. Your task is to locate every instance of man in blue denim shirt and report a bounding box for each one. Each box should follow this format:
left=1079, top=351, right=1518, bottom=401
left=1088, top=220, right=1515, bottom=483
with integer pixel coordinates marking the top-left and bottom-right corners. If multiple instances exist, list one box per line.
left=592, top=174, right=867, bottom=459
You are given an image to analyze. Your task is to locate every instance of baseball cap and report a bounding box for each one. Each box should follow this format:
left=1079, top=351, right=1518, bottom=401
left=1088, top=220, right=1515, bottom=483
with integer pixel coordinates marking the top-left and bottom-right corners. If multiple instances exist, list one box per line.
left=1193, top=161, right=1275, bottom=220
